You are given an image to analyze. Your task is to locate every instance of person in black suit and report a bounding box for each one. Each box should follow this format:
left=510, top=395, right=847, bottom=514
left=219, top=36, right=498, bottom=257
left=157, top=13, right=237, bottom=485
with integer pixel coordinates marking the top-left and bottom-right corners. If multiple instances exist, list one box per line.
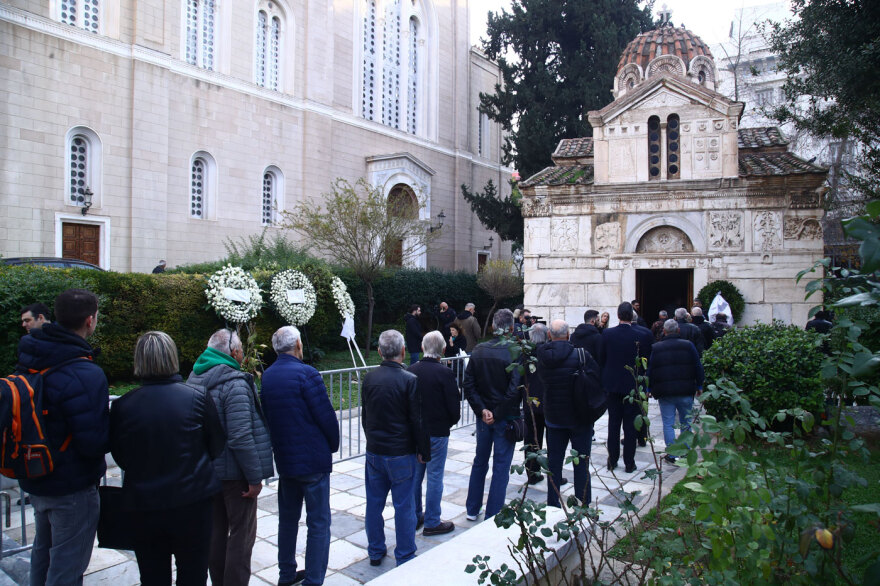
left=602, top=302, right=653, bottom=473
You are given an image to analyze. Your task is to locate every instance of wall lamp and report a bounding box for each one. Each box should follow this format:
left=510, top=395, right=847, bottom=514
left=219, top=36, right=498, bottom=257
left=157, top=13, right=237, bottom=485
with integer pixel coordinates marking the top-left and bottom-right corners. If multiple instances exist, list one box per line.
left=483, top=236, right=494, bottom=250
left=81, top=187, right=93, bottom=216
left=429, top=209, right=446, bottom=233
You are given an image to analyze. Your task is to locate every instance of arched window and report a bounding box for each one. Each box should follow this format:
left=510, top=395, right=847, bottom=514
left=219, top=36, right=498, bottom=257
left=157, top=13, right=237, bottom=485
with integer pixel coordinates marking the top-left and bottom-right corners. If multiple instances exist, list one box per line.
left=190, top=151, right=216, bottom=219
left=361, top=0, right=431, bottom=136
left=185, top=0, right=216, bottom=70
left=261, top=166, right=284, bottom=226
left=385, top=183, right=418, bottom=266
left=255, top=3, right=283, bottom=90
left=666, top=114, right=681, bottom=179
left=59, top=0, right=100, bottom=33
left=65, top=127, right=102, bottom=209
left=648, top=116, right=661, bottom=180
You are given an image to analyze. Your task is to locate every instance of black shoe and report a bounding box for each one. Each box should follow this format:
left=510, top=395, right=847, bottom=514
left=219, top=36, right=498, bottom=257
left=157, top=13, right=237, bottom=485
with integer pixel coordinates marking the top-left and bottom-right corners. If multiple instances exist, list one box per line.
left=663, top=454, right=677, bottom=465
left=279, top=570, right=306, bottom=586
left=607, top=459, right=617, bottom=472
left=416, top=516, right=424, bottom=530
left=620, top=438, right=625, bottom=445
left=528, top=474, right=545, bottom=485
left=637, top=439, right=647, bottom=448
left=370, top=557, right=383, bottom=567
left=423, top=521, right=455, bottom=536
left=559, top=477, right=569, bottom=486
left=625, top=464, right=638, bottom=474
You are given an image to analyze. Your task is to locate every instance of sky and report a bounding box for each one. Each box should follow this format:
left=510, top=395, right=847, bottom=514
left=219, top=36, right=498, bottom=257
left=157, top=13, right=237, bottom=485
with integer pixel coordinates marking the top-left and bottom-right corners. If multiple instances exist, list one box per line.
left=469, top=0, right=794, bottom=48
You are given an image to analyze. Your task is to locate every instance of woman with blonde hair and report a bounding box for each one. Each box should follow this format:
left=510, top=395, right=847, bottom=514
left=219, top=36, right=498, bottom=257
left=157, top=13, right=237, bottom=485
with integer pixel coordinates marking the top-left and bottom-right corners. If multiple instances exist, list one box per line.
left=597, top=311, right=610, bottom=332
left=110, top=331, right=225, bottom=585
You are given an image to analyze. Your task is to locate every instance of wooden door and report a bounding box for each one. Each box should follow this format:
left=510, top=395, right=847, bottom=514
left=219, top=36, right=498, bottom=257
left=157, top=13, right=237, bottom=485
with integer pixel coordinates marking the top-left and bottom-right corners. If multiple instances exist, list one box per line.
left=62, top=223, right=100, bottom=265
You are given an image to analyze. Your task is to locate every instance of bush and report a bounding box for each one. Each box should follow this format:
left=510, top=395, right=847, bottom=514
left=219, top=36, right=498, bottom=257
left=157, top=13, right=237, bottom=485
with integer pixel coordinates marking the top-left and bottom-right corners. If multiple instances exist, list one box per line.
left=697, top=279, right=745, bottom=323
left=702, top=321, right=824, bottom=423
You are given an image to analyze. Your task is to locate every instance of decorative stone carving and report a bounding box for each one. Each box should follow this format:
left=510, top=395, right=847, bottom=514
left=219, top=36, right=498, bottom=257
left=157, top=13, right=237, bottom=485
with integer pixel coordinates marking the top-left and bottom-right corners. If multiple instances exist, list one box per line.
left=693, top=135, right=721, bottom=171
left=646, top=55, right=686, bottom=78
left=688, top=55, right=716, bottom=89
left=594, top=222, right=621, bottom=254
left=784, top=217, right=823, bottom=240
left=708, top=211, right=744, bottom=250
left=639, top=90, right=689, bottom=109
left=615, top=63, right=642, bottom=98
left=522, top=198, right=551, bottom=217
left=754, top=211, right=782, bottom=251
left=790, top=191, right=823, bottom=209
left=635, top=226, right=694, bottom=253
left=551, top=219, right=578, bottom=252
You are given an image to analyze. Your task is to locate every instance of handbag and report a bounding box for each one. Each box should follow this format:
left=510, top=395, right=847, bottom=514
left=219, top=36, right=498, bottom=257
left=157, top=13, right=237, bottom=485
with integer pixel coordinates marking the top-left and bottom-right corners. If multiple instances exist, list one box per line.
left=504, top=417, right=526, bottom=443
left=97, top=485, right=136, bottom=550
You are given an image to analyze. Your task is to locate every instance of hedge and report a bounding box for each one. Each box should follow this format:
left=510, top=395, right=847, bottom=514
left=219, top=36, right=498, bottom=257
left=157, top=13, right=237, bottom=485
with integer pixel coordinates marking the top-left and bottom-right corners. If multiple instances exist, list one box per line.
left=702, top=321, right=824, bottom=424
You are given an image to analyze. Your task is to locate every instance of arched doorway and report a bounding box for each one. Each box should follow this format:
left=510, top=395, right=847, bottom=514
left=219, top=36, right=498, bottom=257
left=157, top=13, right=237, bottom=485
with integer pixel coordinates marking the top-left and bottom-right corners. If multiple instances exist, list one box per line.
left=385, top=183, right=418, bottom=266
left=634, top=226, right=694, bottom=325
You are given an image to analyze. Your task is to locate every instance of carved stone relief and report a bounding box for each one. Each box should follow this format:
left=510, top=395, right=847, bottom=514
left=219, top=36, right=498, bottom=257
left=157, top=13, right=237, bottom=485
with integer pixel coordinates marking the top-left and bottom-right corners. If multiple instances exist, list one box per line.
left=783, top=217, right=823, bottom=240
left=551, top=219, right=578, bottom=252
left=594, top=222, right=621, bottom=254
left=647, top=55, right=686, bottom=78
left=522, top=198, right=551, bottom=217
left=754, top=211, right=782, bottom=251
left=708, top=211, right=744, bottom=250
left=635, top=226, right=694, bottom=253
left=693, top=135, right=721, bottom=171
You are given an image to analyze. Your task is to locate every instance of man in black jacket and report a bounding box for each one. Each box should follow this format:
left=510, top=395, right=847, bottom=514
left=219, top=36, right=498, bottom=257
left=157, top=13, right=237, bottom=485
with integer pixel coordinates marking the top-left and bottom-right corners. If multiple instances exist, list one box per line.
left=646, top=320, right=704, bottom=464
left=410, top=331, right=461, bottom=536
left=16, top=289, right=109, bottom=586
left=463, top=309, right=521, bottom=521
left=537, top=320, right=601, bottom=508
left=570, top=309, right=605, bottom=366
left=362, top=330, right=430, bottom=567
left=403, top=304, right=423, bottom=365
left=438, top=301, right=456, bottom=339
left=691, top=307, right=715, bottom=351
left=524, top=323, right=548, bottom=484
left=674, top=307, right=705, bottom=357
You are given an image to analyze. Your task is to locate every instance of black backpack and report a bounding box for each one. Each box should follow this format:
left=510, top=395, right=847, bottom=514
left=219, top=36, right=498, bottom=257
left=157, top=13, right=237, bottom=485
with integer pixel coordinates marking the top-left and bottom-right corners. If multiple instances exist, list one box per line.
left=0, top=359, right=82, bottom=479
left=571, top=348, right=607, bottom=424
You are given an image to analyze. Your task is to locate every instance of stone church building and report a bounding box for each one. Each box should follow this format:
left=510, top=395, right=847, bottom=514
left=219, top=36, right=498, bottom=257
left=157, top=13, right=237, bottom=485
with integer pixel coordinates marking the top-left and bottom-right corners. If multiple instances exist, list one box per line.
left=520, top=24, right=827, bottom=327
left=0, top=0, right=510, bottom=272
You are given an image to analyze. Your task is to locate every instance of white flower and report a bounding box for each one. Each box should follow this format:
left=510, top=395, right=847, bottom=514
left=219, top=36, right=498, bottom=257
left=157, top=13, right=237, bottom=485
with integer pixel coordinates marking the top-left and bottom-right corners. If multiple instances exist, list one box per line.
left=270, top=270, right=317, bottom=326
left=330, top=276, right=355, bottom=320
left=205, top=265, right=263, bottom=324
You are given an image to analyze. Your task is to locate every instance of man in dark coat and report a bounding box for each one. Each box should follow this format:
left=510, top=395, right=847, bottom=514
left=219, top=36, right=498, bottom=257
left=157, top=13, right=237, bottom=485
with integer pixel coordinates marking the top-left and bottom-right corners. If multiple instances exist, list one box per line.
left=570, top=309, right=605, bottom=367
left=455, top=303, right=482, bottom=353
left=631, top=300, right=648, bottom=328
left=602, top=302, right=653, bottom=473
left=711, top=313, right=731, bottom=339
left=514, top=309, right=532, bottom=340
left=20, top=302, right=50, bottom=333
left=524, top=323, right=549, bottom=484
left=410, top=331, right=461, bottom=536
left=262, top=326, right=340, bottom=586
left=674, top=307, right=705, bottom=357
left=151, top=259, right=167, bottom=273
left=437, top=301, right=457, bottom=339
left=362, top=330, right=431, bottom=567
left=537, top=320, right=601, bottom=508
left=691, top=307, right=715, bottom=351
left=16, top=289, right=109, bottom=586
left=806, top=310, right=833, bottom=334
left=646, top=320, right=704, bottom=464
left=403, top=304, right=424, bottom=365
left=651, top=310, right=668, bottom=341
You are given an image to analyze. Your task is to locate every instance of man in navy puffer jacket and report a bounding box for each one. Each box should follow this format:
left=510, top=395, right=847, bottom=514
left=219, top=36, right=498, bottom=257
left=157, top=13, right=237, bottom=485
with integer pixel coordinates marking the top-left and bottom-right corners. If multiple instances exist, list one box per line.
left=262, top=326, right=339, bottom=586
left=16, top=288, right=109, bottom=586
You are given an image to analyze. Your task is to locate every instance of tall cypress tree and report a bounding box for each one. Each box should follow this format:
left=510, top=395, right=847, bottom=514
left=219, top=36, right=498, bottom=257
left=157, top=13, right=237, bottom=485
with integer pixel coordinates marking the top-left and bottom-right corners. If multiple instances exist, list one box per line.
left=479, top=0, right=654, bottom=180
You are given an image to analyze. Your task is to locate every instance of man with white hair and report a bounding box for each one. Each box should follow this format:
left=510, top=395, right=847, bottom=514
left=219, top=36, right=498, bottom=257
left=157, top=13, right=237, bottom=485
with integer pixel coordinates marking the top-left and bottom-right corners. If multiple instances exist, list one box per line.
left=188, top=329, right=274, bottom=586
left=463, top=309, right=521, bottom=521
left=646, top=320, right=704, bottom=464
left=361, top=330, right=431, bottom=567
left=455, top=302, right=482, bottom=352
left=409, top=331, right=461, bottom=536
left=261, top=327, right=340, bottom=585
left=674, top=307, right=705, bottom=356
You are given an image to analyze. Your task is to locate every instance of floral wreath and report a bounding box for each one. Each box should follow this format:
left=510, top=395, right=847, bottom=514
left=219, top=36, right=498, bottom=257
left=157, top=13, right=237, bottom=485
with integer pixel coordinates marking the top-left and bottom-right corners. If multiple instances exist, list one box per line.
left=330, top=276, right=355, bottom=320
left=270, top=270, right=317, bottom=326
left=205, top=265, right=263, bottom=324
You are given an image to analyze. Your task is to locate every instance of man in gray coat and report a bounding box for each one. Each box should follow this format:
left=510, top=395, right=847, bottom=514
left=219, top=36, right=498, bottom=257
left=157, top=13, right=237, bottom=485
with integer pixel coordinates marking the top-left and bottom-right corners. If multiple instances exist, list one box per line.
left=189, top=329, right=274, bottom=586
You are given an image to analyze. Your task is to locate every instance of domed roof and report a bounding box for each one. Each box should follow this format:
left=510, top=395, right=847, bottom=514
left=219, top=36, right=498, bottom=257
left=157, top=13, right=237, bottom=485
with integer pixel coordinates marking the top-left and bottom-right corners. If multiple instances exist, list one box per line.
left=617, top=25, right=713, bottom=73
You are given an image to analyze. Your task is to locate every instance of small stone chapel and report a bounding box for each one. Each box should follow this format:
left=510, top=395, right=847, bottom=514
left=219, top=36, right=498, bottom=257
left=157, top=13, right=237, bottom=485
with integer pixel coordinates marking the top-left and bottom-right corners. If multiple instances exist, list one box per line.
left=519, top=22, right=828, bottom=327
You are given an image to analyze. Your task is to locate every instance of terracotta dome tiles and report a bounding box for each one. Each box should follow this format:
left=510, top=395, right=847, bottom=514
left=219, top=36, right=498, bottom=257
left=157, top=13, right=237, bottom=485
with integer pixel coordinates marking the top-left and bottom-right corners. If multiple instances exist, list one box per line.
left=617, top=26, right=713, bottom=73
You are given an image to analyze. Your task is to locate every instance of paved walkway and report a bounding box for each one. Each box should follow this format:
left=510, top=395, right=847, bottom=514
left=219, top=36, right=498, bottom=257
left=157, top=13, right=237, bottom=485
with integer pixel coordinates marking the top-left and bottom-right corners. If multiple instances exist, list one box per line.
left=2, top=406, right=678, bottom=585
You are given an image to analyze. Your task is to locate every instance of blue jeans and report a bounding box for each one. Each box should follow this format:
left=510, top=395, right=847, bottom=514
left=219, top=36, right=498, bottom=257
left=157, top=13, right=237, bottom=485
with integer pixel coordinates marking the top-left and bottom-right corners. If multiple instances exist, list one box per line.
left=30, top=485, right=99, bottom=586
left=409, top=352, right=421, bottom=365
left=466, top=419, right=515, bottom=519
left=365, top=453, right=418, bottom=566
left=658, top=396, right=694, bottom=450
left=278, top=473, right=331, bottom=585
left=413, top=437, right=449, bottom=528
left=546, top=425, right=591, bottom=508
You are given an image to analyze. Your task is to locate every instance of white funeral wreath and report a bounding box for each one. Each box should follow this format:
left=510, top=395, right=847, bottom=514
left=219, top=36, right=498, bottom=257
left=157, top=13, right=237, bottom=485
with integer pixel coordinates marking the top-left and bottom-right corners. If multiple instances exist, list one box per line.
left=330, top=276, right=355, bottom=319
left=205, top=265, right=263, bottom=324
left=270, top=269, right=317, bottom=326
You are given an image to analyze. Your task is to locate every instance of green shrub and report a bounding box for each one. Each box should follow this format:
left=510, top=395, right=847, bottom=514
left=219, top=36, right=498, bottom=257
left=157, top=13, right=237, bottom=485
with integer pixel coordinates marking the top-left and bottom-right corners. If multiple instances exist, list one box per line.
left=702, top=321, right=824, bottom=423
left=697, top=279, right=745, bottom=322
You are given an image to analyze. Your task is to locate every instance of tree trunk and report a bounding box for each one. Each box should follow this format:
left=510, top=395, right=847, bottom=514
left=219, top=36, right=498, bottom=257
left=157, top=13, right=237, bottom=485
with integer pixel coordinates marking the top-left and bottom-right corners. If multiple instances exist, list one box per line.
left=482, top=300, right=498, bottom=337
left=365, top=280, right=375, bottom=357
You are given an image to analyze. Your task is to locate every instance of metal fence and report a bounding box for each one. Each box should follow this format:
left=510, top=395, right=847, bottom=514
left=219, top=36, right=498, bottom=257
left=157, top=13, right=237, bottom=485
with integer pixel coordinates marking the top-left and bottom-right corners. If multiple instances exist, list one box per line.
left=1, top=356, right=475, bottom=558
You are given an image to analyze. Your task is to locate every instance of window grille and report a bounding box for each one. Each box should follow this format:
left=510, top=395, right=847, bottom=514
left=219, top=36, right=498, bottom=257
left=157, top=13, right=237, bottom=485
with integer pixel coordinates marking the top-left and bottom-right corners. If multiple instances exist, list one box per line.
left=262, top=172, right=275, bottom=225
left=407, top=17, right=418, bottom=134
left=60, top=0, right=100, bottom=33
left=256, top=11, right=267, bottom=87
left=68, top=135, right=90, bottom=205
left=666, top=114, right=680, bottom=179
left=362, top=0, right=377, bottom=120
left=648, top=116, right=661, bottom=180
left=382, top=0, right=401, bottom=129
left=191, top=158, right=206, bottom=218
left=185, top=0, right=215, bottom=70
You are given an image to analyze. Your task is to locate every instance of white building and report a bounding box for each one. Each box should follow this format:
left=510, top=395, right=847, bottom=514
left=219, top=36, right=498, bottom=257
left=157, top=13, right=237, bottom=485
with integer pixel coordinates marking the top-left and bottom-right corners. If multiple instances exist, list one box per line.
left=0, top=0, right=512, bottom=272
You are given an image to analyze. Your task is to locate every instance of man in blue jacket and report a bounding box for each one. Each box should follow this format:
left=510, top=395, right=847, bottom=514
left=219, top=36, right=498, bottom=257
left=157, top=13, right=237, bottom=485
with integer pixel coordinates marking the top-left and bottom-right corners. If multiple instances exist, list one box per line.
left=602, top=302, right=653, bottom=474
left=262, top=326, right=339, bottom=586
left=16, top=288, right=109, bottom=586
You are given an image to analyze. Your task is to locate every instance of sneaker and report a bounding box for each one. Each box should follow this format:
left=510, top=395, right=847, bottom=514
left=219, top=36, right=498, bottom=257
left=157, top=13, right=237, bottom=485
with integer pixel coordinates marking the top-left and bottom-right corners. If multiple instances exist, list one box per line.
left=466, top=511, right=480, bottom=521
left=663, top=454, right=677, bottom=465
left=423, top=521, right=455, bottom=536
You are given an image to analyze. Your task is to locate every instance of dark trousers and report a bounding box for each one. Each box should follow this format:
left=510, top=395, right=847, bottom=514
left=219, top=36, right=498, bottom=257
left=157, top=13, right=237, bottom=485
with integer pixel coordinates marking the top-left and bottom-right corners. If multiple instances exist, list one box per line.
left=210, top=480, right=258, bottom=586
left=546, top=426, right=591, bottom=508
left=133, top=498, right=214, bottom=586
left=524, top=407, right=545, bottom=481
left=607, top=394, right=640, bottom=470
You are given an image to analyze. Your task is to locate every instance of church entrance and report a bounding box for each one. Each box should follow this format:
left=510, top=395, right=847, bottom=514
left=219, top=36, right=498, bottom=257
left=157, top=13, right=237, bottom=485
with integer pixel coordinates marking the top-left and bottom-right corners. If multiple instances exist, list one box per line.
left=635, top=269, right=693, bottom=325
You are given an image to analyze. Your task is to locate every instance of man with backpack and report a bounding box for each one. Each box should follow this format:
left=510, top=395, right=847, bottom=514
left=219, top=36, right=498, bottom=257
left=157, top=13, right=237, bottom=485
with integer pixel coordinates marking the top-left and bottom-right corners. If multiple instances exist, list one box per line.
left=15, top=288, right=110, bottom=585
